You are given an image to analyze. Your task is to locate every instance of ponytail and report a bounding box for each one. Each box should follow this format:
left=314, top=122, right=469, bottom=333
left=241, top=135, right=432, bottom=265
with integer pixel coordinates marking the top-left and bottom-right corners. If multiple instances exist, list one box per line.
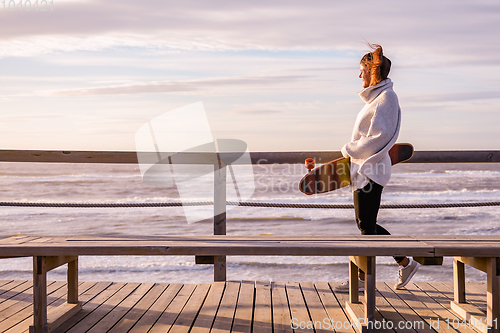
left=361, top=43, right=391, bottom=86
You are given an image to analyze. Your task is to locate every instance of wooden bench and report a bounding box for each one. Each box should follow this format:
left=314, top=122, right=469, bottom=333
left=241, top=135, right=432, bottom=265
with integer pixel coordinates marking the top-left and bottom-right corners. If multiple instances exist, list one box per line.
left=429, top=236, right=500, bottom=333
left=0, top=234, right=499, bottom=333
left=346, top=235, right=500, bottom=333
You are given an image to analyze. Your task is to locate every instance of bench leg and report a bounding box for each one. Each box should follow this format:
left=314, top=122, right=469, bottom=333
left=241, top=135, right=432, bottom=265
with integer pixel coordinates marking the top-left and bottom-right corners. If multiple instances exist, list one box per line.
left=68, top=258, right=78, bottom=304
left=451, top=257, right=500, bottom=333
left=346, top=256, right=376, bottom=333
left=349, top=259, right=359, bottom=304
left=486, top=258, right=499, bottom=333
left=30, top=256, right=82, bottom=333
left=453, top=258, right=466, bottom=303
left=31, top=256, right=48, bottom=333
left=365, top=256, right=376, bottom=327
left=214, top=254, right=226, bottom=282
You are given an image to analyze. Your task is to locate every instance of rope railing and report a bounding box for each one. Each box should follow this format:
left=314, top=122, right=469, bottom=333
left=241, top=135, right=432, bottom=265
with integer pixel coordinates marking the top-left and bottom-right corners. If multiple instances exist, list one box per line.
left=0, top=201, right=499, bottom=209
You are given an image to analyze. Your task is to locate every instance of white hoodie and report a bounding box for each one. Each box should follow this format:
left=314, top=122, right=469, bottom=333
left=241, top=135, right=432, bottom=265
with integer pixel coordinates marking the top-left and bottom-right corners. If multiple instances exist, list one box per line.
left=341, top=78, right=401, bottom=190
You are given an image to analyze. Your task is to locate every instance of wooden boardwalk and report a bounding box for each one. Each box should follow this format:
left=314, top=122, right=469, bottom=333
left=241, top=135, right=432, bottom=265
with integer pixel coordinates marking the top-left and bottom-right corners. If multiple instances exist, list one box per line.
left=0, top=279, right=491, bottom=333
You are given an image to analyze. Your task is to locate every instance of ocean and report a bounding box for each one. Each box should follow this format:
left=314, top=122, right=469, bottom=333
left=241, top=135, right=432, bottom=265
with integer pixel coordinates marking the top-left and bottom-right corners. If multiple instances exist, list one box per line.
left=0, top=161, right=499, bottom=285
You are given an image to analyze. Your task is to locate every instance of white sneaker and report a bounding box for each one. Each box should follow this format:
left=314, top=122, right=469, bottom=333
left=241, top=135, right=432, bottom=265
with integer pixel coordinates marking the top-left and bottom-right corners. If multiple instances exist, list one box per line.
left=333, top=277, right=365, bottom=293
left=394, top=258, right=420, bottom=290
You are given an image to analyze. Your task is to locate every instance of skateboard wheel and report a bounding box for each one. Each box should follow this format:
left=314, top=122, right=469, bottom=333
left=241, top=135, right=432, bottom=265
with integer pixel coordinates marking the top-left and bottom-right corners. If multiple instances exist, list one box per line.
left=305, top=158, right=315, bottom=170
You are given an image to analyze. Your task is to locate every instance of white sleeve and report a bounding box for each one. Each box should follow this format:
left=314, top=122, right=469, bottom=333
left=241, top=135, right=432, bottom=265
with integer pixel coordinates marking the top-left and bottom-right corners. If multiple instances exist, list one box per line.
left=342, top=101, right=399, bottom=160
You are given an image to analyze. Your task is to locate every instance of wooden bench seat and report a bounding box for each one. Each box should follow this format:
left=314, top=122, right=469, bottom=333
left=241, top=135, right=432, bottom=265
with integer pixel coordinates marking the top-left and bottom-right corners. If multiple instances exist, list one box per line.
left=0, top=234, right=499, bottom=333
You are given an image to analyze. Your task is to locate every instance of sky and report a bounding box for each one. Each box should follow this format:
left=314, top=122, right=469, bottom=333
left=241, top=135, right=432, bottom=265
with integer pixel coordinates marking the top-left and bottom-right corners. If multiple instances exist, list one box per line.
left=0, top=0, right=499, bottom=152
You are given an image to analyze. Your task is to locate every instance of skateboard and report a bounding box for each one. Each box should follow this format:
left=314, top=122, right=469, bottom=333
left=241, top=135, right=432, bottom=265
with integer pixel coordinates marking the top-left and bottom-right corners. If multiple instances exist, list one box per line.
left=299, top=143, right=414, bottom=195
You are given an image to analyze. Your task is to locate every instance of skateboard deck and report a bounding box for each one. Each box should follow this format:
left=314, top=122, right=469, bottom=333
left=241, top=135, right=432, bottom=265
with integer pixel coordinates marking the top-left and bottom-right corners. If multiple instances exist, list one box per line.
left=299, top=143, right=414, bottom=195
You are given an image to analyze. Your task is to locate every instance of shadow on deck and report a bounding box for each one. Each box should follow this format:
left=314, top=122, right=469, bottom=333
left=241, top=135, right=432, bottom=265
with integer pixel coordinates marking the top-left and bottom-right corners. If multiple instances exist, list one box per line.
left=0, top=279, right=490, bottom=333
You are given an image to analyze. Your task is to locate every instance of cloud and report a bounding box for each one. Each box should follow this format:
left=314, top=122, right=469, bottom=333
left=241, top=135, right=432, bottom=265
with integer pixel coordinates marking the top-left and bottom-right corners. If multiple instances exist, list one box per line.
left=0, top=114, right=64, bottom=122
left=234, top=110, right=282, bottom=115
left=402, top=91, right=500, bottom=104
left=52, top=75, right=312, bottom=96
left=229, top=101, right=329, bottom=114
left=0, top=0, right=498, bottom=66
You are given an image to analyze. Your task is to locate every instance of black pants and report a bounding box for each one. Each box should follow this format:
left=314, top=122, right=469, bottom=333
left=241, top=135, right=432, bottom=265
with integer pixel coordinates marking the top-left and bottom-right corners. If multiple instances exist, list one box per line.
left=354, top=179, right=405, bottom=265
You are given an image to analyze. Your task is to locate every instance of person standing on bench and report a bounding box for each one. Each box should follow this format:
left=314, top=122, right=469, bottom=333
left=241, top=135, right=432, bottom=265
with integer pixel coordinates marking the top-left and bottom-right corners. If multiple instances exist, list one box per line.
left=334, top=43, right=420, bottom=292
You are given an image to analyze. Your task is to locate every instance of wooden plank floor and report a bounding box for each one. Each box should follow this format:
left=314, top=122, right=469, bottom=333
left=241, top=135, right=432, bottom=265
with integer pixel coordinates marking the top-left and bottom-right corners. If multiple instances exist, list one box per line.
left=0, top=279, right=490, bottom=333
